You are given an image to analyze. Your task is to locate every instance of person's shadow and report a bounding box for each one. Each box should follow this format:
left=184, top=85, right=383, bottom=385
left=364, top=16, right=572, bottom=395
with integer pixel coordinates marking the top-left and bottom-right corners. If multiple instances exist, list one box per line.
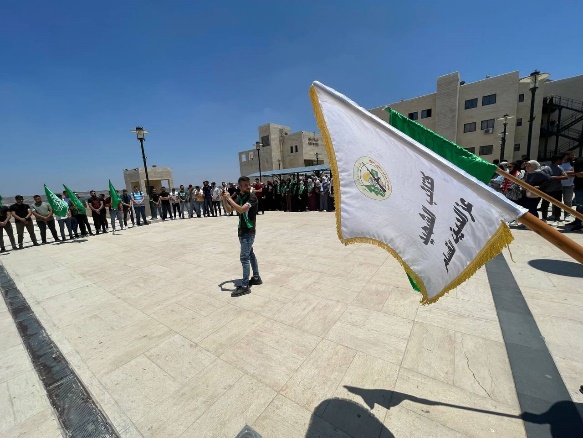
left=218, top=279, right=241, bottom=292
left=305, top=386, right=583, bottom=438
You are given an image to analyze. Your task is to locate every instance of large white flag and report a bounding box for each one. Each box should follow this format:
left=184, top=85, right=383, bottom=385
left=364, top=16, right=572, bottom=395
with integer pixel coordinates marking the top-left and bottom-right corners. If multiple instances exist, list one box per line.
left=310, top=82, right=527, bottom=303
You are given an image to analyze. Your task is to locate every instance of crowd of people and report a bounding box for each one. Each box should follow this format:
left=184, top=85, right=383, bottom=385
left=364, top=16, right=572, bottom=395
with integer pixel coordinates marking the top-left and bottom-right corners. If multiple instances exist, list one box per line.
left=490, top=151, right=582, bottom=230
left=0, top=174, right=335, bottom=253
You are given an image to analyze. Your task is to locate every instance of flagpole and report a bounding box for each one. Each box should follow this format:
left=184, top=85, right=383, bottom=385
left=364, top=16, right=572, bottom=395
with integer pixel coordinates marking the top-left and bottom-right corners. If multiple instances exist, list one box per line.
left=497, top=169, right=583, bottom=223
left=518, top=212, right=583, bottom=264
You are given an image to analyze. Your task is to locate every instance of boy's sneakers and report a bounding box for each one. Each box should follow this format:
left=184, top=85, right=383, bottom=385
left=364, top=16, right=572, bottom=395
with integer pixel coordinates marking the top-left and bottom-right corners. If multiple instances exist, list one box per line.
left=249, top=277, right=263, bottom=286
left=231, top=286, right=251, bottom=297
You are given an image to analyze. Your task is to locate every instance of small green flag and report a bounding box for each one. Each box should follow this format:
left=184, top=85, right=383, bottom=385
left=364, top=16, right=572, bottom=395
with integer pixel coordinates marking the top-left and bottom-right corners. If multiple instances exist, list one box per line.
left=109, top=180, right=121, bottom=209
left=44, top=185, right=69, bottom=217
left=0, top=195, right=3, bottom=207
left=63, top=184, right=86, bottom=212
left=386, top=107, right=499, bottom=292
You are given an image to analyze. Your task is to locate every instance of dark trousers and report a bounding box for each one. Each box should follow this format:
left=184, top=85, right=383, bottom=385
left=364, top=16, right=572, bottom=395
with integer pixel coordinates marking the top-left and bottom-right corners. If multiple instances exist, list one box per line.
left=0, top=222, right=16, bottom=249
left=100, top=210, right=108, bottom=228
left=134, top=205, right=147, bottom=225
left=172, top=203, right=180, bottom=218
left=74, top=214, right=92, bottom=236
left=123, top=207, right=134, bottom=226
left=540, top=190, right=562, bottom=220
left=37, top=219, right=59, bottom=242
left=257, top=197, right=265, bottom=214
left=204, top=198, right=213, bottom=216
left=92, top=212, right=106, bottom=234
left=212, top=201, right=222, bottom=216
left=15, top=220, right=38, bottom=245
left=161, top=202, right=173, bottom=220
left=523, top=196, right=541, bottom=218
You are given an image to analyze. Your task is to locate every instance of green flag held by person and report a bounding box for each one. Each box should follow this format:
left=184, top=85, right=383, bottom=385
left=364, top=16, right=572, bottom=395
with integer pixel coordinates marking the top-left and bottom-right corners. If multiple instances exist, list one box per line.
left=63, top=184, right=86, bottom=212
left=109, top=180, right=121, bottom=209
left=44, top=185, right=69, bottom=217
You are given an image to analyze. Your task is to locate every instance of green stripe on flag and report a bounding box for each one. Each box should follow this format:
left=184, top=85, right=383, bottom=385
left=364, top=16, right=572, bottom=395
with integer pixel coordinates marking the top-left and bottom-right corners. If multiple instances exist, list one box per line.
left=386, top=107, right=497, bottom=185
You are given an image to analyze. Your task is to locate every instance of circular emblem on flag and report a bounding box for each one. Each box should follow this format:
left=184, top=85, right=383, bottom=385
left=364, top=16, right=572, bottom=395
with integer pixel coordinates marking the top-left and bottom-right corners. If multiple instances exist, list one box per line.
left=353, top=157, right=392, bottom=200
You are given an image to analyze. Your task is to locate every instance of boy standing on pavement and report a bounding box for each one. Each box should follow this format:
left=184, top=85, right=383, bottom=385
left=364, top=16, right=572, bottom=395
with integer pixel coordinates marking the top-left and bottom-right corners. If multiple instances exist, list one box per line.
left=222, top=176, right=262, bottom=297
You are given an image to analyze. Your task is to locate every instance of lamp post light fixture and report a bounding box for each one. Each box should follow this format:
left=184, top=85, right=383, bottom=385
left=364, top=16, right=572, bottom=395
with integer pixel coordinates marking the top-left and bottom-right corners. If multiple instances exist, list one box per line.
left=131, top=126, right=152, bottom=196
left=520, top=70, right=550, bottom=159
left=496, top=114, right=513, bottom=162
left=255, top=141, right=262, bottom=182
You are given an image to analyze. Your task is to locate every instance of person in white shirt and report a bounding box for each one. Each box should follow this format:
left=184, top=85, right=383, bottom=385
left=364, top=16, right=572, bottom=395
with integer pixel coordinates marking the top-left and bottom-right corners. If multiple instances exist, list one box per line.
left=560, top=152, right=575, bottom=220
left=169, top=188, right=180, bottom=219
left=211, top=182, right=222, bottom=217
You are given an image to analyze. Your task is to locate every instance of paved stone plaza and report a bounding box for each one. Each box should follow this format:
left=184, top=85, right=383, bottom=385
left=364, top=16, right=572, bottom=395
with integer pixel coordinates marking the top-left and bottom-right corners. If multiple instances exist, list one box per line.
left=1, top=212, right=582, bottom=437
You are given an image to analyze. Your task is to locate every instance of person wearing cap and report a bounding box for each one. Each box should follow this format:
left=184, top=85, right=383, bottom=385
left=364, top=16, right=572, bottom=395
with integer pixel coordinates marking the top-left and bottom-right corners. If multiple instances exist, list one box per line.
left=9, top=196, right=40, bottom=248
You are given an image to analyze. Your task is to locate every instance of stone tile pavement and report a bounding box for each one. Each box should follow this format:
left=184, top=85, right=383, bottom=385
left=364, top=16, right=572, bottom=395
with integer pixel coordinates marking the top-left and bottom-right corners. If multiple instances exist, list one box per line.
left=0, top=212, right=582, bottom=437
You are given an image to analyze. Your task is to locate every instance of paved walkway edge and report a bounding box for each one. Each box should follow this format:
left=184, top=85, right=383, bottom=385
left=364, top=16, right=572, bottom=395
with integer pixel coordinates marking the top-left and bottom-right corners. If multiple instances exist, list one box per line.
left=0, top=264, right=119, bottom=438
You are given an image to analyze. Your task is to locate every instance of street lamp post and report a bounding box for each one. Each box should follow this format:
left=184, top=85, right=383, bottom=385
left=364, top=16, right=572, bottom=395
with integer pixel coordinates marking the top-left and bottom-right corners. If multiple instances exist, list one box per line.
left=277, top=159, right=281, bottom=170
left=131, top=126, right=151, bottom=195
left=520, top=70, right=550, bottom=159
left=497, top=114, right=513, bottom=162
left=315, top=153, right=319, bottom=165
left=255, top=141, right=262, bottom=182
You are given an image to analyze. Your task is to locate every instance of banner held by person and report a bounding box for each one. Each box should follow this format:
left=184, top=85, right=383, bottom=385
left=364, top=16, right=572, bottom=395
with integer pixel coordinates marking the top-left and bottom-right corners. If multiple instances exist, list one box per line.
left=310, top=81, right=527, bottom=304
left=108, top=180, right=121, bottom=209
left=44, top=185, right=69, bottom=217
left=63, top=184, right=87, bottom=213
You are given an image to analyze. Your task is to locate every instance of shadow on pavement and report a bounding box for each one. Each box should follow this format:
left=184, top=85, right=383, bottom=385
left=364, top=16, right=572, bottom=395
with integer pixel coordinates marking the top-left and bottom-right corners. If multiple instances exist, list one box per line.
left=218, top=279, right=240, bottom=292
left=305, top=386, right=583, bottom=438
left=527, top=259, right=583, bottom=277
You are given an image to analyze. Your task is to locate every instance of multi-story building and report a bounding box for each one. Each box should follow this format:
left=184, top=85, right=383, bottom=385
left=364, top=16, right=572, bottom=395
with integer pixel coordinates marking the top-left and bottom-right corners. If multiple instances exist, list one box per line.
left=369, top=71, right=583, bottom=162
left=239, top=123, right=328, bottom=177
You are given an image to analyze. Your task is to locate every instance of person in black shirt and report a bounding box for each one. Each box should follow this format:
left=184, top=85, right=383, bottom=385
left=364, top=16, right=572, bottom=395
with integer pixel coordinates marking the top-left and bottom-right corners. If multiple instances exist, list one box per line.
left=9, top=195, right=39, bottom=248
left=222, top=176, right=262, bottom=297
left=150, top=188, right=160, bottom=220
left=567, top=157, right=583, bottom=231
left=121, top=189, right=134, bottom=227
left=202, top=181, right=213, bottom=217
left=88, top=191, right=107, bottom=234
left=159, top=187, right=173, bottom=221
left=0, top=204, right=17, bottom=252
left=227, top=183, right=237, bottom=216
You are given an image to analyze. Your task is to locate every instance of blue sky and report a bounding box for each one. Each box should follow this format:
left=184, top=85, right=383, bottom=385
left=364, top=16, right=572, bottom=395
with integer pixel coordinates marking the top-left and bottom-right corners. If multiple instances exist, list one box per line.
left=1, top=0, right=582, bottom=196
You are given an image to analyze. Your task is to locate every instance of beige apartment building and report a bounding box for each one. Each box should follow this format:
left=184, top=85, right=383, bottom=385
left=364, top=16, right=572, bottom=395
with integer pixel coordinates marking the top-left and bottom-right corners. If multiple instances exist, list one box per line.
left=370, top=71, right=583, bottom=162
left=239, top=123, right=329, bottom=176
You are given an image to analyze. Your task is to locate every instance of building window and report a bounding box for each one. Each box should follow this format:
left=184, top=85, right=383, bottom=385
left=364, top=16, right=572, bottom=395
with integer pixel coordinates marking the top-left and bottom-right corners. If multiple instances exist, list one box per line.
left=482, top=94, right=497, bottom=106
left=514, top=143, right=521, bottom=151
left=295, top=145, right=298, bottom=153
left=480, top=119, right=495, bottom=130
left=290, top=146, right=293, bottom=153
left=241, top=154, right=246, bottom=162
left=408, top=112, right=418, bottom=120
left=464, top=147, right=476, bottom=154
left=518, top=94, right=525, bottom=102
left=248, top=151, right=254, bottom=161
left=479, top=145, right=493, bottom=155
left=261, top=135, right=270, bottom=146
left=463, top=122, right=476, bottom=133
left=421, top=109, right=432, bottom=119
left=464, top=98, right=478, bottom=110
left=516, top=118, right=523, bottom=126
